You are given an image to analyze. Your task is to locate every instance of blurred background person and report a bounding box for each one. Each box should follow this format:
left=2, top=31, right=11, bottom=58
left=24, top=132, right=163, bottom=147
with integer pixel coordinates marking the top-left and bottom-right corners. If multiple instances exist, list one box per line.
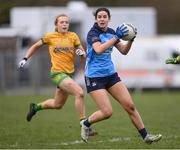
left=166, top=55, right=180, bottom=64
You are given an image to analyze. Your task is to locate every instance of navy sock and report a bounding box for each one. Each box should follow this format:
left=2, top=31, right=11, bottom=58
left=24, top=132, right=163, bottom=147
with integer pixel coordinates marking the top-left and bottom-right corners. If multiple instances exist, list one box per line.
left=83, top=118, right=91, bottom=127
left=139, top=128, right=147, bottom=139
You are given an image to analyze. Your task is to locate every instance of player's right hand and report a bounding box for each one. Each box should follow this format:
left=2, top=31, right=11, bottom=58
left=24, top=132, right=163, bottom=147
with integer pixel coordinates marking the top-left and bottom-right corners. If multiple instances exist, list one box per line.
left=75, top=49, right=84, bottom=56
left=116, top=24, right=129, bottom=39
left=165, top=57, right=179, bottom=64
left=130, top=25, right=137, bottom=41
left=19, top=58, right=27, bottom=68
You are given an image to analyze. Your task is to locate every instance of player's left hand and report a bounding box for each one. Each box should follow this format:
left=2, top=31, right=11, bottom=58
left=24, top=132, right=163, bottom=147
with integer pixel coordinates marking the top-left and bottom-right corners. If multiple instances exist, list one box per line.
left=116, top=24, right=129, bottom=39
left=19, top=58, right=27, bottom=68
left=75, top=49, right=84, bottom=56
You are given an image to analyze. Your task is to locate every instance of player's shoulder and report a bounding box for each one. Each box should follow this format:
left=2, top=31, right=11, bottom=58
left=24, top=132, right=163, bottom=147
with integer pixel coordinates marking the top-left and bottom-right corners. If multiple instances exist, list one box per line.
left=88, top=28, right=100, bottom=38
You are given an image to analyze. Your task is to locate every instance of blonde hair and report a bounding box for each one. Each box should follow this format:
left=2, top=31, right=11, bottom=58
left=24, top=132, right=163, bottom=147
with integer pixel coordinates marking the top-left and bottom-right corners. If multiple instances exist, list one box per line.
left=54, top=14, right=68, bottom=32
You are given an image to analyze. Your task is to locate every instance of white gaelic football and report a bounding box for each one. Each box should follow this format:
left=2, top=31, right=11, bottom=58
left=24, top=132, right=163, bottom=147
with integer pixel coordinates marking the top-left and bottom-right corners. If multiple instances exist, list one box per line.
left=122, top=23, right=137, bottom=41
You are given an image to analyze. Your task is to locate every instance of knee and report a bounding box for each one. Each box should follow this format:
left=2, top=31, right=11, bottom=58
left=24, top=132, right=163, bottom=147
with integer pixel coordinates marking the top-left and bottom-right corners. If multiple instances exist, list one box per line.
left=76, top=89, right=84, bottom=98
left=102, top=108, right=113, bottom=119
left=126, top=103, right=136, bottom=115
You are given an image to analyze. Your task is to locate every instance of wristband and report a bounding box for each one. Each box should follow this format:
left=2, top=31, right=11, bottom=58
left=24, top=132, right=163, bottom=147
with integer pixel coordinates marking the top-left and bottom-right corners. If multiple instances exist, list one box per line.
left=114, top=35, right=120, bottom=45
left=130, top=36, right=135, bottom=42
left=23, top=57, right=28, bottom=61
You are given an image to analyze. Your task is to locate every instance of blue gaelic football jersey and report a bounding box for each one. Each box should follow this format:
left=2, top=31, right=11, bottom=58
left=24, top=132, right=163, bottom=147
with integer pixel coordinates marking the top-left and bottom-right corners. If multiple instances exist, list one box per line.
left=85, top=23, right=119, bottom=77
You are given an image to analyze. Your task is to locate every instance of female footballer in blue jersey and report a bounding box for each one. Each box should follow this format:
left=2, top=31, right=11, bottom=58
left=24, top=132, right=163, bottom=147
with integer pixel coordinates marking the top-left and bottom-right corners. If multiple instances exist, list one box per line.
left=80, top=7, right=162, bottom=143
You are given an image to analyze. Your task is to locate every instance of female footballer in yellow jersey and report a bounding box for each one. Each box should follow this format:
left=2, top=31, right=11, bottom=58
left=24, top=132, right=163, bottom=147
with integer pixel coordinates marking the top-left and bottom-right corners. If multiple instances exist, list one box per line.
left=19, top=14, right=97, bottom=140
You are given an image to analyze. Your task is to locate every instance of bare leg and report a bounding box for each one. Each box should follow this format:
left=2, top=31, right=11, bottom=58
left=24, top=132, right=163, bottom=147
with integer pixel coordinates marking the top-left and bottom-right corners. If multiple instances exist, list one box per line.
left=88, top=89, right=113, bottom=124
left=40, top=87, right=68, bottom=109
left=26, top=87, right=68, bottom=122
left=80, top=89, right=112, bottom=142
left=59, top=77, right=85, bottom=119
left=108, top=82, right=144, bottom=130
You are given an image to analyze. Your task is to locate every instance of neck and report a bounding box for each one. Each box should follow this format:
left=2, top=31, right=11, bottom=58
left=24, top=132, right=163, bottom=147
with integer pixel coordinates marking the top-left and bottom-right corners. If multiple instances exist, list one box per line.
left=57, top=31, right=67, bottom=34
left=101, top=27, right=107, bottom=31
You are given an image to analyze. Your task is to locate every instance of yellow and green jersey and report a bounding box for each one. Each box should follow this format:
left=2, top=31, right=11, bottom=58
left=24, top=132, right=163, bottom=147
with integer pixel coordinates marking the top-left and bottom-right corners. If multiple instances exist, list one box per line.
left=41, top=32, right=81, bottom=73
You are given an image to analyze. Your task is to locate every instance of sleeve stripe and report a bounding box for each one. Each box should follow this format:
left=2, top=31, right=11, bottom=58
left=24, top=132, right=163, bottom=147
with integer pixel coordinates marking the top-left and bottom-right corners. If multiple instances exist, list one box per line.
left=41, top=38, right=46, bottom=44
left=75, top=43, right=80, bottom=48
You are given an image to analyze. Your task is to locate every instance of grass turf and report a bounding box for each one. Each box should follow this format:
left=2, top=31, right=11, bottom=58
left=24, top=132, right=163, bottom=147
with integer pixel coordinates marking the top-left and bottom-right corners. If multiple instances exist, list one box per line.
left=0, top=91, right=180, bottom=149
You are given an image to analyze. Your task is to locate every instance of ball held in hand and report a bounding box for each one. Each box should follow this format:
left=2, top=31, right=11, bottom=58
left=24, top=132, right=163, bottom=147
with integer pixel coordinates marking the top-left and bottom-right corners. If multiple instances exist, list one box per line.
left=121, top=23, right=137, bottom=41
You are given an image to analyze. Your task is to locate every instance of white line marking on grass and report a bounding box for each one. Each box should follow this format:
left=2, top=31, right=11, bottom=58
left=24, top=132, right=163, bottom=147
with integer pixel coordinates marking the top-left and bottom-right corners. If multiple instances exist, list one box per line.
left=42, top=135, right=180, bottom=147
left=60, top=140, right=84, bottom=145
left=58, top=137, right=132, bottom=146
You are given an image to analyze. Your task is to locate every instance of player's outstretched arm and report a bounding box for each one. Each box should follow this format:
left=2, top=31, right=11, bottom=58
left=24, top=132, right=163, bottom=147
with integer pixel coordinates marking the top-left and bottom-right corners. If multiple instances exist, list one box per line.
left=165, top=55, right=180, bottom=64
left=18, top=40, right=43, bottom=68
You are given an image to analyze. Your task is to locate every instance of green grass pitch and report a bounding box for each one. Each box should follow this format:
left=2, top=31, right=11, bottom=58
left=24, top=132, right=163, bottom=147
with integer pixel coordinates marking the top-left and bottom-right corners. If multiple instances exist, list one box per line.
left=0, top=91, right=180, bottom=149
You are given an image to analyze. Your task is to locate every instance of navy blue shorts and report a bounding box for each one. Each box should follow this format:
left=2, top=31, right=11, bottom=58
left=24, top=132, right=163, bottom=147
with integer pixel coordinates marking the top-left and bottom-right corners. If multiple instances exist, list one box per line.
left=85, top=72, right=121, bottom=93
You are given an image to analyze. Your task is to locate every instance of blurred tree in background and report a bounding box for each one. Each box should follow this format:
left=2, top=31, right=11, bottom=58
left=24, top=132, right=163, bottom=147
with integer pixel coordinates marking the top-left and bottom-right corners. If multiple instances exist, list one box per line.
left=0, top=0, right=180, bottom=34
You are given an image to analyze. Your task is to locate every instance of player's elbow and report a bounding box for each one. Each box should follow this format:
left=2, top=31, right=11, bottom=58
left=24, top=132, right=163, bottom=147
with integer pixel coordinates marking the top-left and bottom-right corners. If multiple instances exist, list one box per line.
left=120, top=49, right=130, bottom=55
left=94, top=49, right=102, bottom=55
left=121, top=51, right=128, bottom=55
left=93, top=45, right=104, bottom=54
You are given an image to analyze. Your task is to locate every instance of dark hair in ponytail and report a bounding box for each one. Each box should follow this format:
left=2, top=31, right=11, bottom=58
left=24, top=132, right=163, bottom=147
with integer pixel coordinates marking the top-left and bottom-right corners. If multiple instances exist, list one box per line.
left=94, top=7, right=111, bottom=19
